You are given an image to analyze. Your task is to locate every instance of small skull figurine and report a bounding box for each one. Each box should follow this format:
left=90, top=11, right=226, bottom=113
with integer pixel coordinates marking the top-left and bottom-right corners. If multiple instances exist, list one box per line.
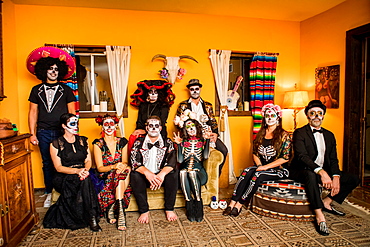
left=218, top=200, right=227, bottom=210
left=210, top=196, right=219, bottom=210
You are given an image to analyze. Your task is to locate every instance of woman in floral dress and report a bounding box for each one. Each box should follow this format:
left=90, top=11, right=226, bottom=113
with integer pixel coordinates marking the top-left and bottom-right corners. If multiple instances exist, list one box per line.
left=93, top=114, right=131, bottom=231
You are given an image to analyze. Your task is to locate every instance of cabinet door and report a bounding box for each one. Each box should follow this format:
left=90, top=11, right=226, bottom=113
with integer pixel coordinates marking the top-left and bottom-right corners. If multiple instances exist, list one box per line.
left=0, top=167, right=6, bottom=246
left=2, top=155, right=33, bottom=244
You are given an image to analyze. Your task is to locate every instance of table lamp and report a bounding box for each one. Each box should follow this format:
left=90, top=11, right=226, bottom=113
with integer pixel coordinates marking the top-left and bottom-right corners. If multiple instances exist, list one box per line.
left=283, top=90, right=309, bottom=130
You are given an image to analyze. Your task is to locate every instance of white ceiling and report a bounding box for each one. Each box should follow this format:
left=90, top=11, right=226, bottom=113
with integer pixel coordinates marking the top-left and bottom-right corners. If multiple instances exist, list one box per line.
left=11, top=0, right=346, bottom=21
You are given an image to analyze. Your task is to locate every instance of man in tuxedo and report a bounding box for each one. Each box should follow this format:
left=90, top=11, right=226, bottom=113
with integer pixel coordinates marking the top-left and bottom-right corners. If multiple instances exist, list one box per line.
left=289, top=100, right=360, bottom=236
left=130, top=115, right=178, bottom=223
left=176, top=79, right=228, bottom=174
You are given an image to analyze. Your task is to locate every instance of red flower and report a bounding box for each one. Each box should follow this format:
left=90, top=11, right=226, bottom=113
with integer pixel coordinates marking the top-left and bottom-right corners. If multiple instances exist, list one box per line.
left=182, top=142, right=190, bottom=148
left=196, top=142, right=204, bottom=148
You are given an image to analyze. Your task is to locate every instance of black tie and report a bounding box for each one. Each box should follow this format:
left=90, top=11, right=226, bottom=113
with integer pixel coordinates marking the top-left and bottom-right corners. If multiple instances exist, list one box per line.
left=148, top=141, right=160, bottom=149
left=313, top=129, right=323, bottom=134
left=46, top=86, right=56, bottom=91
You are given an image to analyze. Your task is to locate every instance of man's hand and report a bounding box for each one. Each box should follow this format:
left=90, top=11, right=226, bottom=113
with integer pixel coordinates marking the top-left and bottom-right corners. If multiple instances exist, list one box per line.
left=331, top=176, right=340, bottom=196
left=133, top=129, right=146, bottom=136
left=319, top=169, right=333, bottom=189
left=256, top=165, right=268, bottom=171
left=210, top=133, right=218, bottom=143
left=30, top=135, right=39, bottom=145
left=144, top=171, right=162, bottom=190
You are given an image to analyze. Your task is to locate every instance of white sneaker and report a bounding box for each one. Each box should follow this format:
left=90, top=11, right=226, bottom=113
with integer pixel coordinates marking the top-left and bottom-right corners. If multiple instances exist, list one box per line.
left=43, top=193, right=52, bottom=207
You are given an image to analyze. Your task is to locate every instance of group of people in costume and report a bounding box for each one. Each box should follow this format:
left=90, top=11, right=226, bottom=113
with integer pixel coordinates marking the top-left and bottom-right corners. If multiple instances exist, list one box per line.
left=27, top=47, right=359, bottom=236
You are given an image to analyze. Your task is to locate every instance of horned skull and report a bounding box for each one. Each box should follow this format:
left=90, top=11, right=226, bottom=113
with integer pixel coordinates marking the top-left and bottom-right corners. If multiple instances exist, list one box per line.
left=152, top=54, right=198, bottom=84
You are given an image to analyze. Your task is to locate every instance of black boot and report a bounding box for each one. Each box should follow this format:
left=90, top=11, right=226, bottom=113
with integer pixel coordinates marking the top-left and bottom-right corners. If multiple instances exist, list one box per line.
left=117, top=199, right=127, bottom=231
left=185, top=199, right=196, bottom=222
left=89, top=216, right=102, bottom=232
left=106, top=201, right=116, bottom=224
left=194, top=199, right=204, bottom=222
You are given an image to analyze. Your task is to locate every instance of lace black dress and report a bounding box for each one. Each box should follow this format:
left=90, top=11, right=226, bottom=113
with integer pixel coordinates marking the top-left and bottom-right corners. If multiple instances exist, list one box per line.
left=43, top=135, right=100, bottom=230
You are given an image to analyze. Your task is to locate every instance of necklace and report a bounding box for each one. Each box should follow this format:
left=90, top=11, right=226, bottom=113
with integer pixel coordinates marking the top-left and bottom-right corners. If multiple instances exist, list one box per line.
left=147, top=103, right=158, bottom=118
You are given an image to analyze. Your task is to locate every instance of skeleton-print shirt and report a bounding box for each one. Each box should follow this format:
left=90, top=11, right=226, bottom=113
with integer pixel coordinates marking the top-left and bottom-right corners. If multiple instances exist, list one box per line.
left=254, top=131, right=292, bottom=166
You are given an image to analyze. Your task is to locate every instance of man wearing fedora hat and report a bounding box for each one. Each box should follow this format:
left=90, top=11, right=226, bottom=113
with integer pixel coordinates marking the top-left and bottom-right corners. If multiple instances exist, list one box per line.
left=175, top=79, right=228, bottom=175
left=289, top=100, right=360, bottom=236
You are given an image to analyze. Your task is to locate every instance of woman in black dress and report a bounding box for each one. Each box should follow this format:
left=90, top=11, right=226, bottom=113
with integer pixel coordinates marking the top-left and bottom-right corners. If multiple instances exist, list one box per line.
left=130, top=80, right=175, bottom=138
left=43, top=113, right=101, bottom=232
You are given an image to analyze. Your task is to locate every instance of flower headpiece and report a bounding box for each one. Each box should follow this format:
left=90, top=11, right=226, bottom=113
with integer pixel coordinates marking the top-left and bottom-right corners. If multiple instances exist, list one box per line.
left=159, top=68, right=187, bottom=81
left=261, top=103, right=283, bottom=118
left=95, top=114, right=119, bottom=126
left=173, top=109, right=197, bottom=128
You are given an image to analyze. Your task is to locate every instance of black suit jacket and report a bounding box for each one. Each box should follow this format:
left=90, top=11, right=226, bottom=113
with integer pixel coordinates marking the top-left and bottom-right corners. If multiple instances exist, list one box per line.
left=290, top=124, right=341, bottom=177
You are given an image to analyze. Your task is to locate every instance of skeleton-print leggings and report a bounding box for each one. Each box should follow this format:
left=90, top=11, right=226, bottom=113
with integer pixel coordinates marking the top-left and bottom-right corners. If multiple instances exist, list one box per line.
left=231, top=166, right=289, bottom=205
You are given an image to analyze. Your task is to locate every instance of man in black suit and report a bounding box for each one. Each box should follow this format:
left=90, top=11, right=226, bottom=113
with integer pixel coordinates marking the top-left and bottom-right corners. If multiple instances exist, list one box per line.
left=289, top=100, right=360, bottom=236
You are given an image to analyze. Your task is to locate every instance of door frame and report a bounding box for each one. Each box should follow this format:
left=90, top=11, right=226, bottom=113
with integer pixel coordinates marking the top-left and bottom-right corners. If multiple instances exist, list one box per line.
left=343, top=23, right=370, bottom=182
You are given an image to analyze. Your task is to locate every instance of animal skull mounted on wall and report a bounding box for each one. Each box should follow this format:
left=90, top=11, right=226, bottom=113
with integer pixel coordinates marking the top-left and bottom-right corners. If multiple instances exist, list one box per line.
left=152, top=54, right=198, bottom=84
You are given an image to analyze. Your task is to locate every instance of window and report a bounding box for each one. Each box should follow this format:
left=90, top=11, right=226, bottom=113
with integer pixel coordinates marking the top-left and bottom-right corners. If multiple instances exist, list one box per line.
left=215, top=52, right=253, bottom=116
left=46, top=45, right=128, bottom=118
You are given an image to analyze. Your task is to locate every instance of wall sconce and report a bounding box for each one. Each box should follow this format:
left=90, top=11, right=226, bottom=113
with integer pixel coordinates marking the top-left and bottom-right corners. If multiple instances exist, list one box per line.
left=283, top=89, right=309, bottom=130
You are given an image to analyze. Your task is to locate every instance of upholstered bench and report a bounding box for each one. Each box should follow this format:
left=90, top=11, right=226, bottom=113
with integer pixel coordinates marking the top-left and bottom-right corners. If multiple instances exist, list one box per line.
left=126, top=148, right=222, bottom=211
left=251, top=179, right=315, bottom=221
left=51, top=148, right=223, bottom=211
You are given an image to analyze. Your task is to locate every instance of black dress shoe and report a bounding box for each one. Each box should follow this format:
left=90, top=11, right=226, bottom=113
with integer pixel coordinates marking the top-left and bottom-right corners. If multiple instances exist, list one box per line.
left=222, top=206, right=232, bottom=216
left=316, top=221, right=329, bottom=236
left=89, top=216, right=102, bottom=232
left=230, top=207, right=242, bottom=217
left=322, top=206, right=346, bottom=216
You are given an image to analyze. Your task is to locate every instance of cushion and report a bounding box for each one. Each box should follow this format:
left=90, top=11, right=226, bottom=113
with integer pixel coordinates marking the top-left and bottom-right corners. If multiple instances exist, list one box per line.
left=252, top=179, right=315, bottom=221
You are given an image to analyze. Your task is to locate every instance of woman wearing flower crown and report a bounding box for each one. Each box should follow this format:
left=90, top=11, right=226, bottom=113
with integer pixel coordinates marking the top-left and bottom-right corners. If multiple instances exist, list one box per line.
left=222, top=103, right=292, bottom=217
left=173, top=111, right=211, bottom=222
left=93, top=114, right=131, bottom=231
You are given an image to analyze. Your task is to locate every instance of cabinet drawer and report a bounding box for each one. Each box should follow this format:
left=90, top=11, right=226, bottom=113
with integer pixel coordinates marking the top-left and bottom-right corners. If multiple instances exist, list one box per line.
left=3, top=139, right=28, bottom=163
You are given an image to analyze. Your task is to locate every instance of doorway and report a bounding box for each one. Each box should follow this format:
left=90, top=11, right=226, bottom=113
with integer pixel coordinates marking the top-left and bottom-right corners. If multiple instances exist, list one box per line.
left=343, top=23, right=370, bottom=190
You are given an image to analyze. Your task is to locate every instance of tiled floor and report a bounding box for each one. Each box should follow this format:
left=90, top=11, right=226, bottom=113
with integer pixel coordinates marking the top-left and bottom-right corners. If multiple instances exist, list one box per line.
left=18, top=186, right=370, bottom=247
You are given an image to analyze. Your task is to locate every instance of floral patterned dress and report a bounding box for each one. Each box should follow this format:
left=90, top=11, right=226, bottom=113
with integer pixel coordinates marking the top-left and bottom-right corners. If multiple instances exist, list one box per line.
left=93, top=137, right=132, bottom=214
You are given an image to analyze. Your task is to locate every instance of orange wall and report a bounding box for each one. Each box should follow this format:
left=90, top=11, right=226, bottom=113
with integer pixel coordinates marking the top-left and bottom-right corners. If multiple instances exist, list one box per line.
left=300, top=0, right=370, bottom=169
left=2, top=2, right=301, bottom=188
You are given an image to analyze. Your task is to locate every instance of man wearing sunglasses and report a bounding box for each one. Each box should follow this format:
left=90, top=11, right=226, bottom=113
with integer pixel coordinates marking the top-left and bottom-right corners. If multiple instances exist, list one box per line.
left=130, top=116, right=178, bottom=224
left=176, top=79, right=228, bottom=175
left=289, top=100, right=360, bottom=236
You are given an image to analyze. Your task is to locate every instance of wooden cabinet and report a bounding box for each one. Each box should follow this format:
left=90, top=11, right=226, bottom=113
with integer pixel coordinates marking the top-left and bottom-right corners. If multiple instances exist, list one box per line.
left=0, top=134, right=38, bottom=247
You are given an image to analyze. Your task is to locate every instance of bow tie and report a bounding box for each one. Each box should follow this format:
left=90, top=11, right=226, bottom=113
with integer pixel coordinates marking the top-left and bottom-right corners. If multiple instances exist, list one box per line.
left=46, top=86, right=56, bottom=91
left=313, top=129, right=323, bottom=134
left=148, top=141, right=160, bottom=150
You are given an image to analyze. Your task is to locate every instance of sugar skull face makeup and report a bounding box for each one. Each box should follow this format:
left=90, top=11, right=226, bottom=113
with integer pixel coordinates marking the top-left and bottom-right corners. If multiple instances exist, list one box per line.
left=65, top=116, right=78, bottom=135
left=146, top=119, right=161, bottom=137
left=264, top=109, right=279, bottom=126
left=307, top=107, right=324, bottom=128
left=189, top=86, right=201, bottom=99
left=148, top=88, right=158, bottom=102
left=102, top=118, right=116, bottom=136
left=47, top=64, right=59, bottom=81
left=185, top=121, right=197, bottom=136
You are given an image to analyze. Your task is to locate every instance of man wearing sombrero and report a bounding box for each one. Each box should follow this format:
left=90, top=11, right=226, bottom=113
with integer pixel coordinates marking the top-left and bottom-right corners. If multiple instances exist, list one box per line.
left=27, top=47, right=76, bottom=207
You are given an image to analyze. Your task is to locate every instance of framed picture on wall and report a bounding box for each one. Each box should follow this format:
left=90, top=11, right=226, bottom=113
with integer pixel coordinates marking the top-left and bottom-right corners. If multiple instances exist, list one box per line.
left=315, top=65, right=340, bottom=108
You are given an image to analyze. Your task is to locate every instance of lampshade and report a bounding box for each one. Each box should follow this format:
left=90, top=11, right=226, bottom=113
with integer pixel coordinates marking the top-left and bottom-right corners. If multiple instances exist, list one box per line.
left=283, top=90, right=309, bottom=109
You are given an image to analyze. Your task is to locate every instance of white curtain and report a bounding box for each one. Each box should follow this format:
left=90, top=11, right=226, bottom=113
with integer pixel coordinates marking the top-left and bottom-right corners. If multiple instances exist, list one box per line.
left=106, top=46, right=131, bottom=137
left=209, top=49, right=237, bottom=184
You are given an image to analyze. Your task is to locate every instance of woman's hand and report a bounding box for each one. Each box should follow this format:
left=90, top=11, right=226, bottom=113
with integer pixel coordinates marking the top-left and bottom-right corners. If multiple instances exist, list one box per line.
left=173, top=132, right=182, bottom=144
left=115, top=162, right=128, bottom=174
left=77, top=168, right=89, bottom=180
left=256, top=165, right=268, bottom=171
left=132, top=129, right=146, bottom=136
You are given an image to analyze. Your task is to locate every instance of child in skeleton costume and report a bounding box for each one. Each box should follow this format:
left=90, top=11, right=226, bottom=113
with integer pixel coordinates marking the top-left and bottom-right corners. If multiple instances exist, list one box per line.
left=27, top=47, right=76, bottom=207
left=173, top=118, right=211, bottom=222
left=223, top=104, right=292, bottom=217
left=93, top=114, right=131, bottom=231
left=130, top=116, right=178, bottom=224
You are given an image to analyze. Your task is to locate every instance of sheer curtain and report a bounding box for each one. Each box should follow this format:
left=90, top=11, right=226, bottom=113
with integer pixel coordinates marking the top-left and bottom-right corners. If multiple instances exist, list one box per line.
left=209, top=49, right=237, bottom=184
left=106, top=46, right=131, bottom=137
left=250, top=53, right=278, bottom=138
